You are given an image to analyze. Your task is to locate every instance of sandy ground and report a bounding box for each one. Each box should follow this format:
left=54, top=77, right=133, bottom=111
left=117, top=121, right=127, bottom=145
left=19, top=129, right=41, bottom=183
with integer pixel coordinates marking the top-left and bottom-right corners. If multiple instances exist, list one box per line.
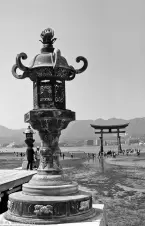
left=1, top=147, right=145, bottom=225
left=105, top=153, right=145, bottom=168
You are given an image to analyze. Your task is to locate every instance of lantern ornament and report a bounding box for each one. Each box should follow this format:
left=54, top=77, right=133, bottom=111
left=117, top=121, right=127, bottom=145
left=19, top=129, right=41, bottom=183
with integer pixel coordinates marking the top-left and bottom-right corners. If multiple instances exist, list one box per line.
left=3, top=28, right=99, bottom=225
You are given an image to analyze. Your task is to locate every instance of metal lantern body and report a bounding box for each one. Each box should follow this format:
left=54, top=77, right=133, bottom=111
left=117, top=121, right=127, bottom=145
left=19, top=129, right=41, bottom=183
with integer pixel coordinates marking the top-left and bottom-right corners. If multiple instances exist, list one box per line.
left=3, top=28, right=99, bottom=225
left=12, top=28, right=88, bottom=175
left=30, top=48, right=70, bottom=110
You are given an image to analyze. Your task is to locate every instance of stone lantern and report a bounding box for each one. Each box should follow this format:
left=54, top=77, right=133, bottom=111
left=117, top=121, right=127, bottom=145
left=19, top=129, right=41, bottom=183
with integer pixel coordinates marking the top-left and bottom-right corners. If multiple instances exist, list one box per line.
left=4, top=28, right=100, bottom=224
left=23, top=125, right=35, bottom=147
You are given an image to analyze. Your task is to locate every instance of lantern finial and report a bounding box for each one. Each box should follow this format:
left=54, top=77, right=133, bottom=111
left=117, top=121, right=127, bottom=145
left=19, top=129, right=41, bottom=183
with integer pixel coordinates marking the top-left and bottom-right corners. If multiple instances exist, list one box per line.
left=40, top=27, right=57, bottom=52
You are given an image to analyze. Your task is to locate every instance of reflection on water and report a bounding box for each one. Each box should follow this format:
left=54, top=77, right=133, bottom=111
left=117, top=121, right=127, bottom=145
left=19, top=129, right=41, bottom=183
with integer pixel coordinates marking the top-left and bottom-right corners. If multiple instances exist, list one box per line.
left=99, top=158, right=105, bottom=173
left=64, top=158, right=145, bottom=226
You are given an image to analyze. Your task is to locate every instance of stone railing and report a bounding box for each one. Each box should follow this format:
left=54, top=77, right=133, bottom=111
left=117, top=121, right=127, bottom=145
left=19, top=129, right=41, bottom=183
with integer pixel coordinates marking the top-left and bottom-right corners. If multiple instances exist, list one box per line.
left=0, top=169, right=36, bottom=213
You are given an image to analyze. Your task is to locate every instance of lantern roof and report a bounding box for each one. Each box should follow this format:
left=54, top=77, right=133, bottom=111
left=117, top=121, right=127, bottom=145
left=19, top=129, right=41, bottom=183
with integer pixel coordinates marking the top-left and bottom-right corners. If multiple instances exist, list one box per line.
left=23, top=125, right=35, bottom=134
left=29, top=49, right=72, bottom=70
left=12, top=28, right=88, bottom=82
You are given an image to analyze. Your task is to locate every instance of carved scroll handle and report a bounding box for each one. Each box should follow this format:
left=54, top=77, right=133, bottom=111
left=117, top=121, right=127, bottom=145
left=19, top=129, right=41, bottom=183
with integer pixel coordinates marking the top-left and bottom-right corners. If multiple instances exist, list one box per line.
left=75, top=56, right=88, bottom=74
left=12, top=52, right=29, bottom=79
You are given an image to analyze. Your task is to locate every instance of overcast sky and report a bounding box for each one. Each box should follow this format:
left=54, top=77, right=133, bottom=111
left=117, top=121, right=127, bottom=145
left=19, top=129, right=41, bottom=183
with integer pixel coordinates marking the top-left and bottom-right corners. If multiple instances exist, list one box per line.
left=0, top=0, right=145, bottom=129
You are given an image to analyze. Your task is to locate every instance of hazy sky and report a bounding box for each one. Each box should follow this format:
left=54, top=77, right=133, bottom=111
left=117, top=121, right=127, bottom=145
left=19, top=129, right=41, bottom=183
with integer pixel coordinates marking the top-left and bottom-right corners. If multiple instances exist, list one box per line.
left=0, top=0, right=145, bottom=129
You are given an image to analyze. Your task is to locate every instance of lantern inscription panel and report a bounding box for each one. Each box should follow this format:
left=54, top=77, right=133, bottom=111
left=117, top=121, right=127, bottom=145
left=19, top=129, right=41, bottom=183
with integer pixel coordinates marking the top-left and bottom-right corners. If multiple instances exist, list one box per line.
left=39, top=81, right=54, bottom=109
left=40, top=81, right=53, bottom=101
left=33, top=79, right=65, bottom=110
left=54, top=81, right=65, bottom=106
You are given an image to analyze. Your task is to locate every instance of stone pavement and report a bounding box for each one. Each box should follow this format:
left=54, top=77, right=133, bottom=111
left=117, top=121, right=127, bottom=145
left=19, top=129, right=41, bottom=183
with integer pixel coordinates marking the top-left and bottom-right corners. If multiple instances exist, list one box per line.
left=0, top=169, right=36, bottom=193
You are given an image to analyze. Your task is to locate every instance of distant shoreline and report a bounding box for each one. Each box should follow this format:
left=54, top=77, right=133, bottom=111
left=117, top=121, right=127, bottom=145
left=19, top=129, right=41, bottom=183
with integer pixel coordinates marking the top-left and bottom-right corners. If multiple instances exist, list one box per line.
left=0, top=144, right=144, bottom=154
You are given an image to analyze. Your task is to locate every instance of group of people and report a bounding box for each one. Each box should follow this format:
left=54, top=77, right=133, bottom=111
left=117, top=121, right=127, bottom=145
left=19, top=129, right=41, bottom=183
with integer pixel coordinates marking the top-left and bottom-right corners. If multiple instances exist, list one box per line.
left=98, top=150, right=116, bottom=159
left=60, top=152, right=97, bottom=161
left=97, top=148, right=141, bottom=159
left=121, top=148, right=141, bottom=156
left=13, top=146, right=142, bottom=170
left=60, top=152, right=65, bottom=159
left=14, top=152, right=24, bottom=157
left=87, top=153, right=96, bottom=160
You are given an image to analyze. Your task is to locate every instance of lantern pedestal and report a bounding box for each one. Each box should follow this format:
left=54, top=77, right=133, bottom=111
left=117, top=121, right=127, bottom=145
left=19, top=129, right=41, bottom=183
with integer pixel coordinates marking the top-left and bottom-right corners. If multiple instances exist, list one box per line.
left=4, top=109, right=101, bottom=224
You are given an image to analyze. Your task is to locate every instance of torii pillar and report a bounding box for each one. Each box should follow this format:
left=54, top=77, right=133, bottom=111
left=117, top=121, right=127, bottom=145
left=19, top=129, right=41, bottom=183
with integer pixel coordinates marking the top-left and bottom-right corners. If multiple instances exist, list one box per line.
left=99, top=129, right=104, bottom=156
left=117, top=129, right=122, bottom=154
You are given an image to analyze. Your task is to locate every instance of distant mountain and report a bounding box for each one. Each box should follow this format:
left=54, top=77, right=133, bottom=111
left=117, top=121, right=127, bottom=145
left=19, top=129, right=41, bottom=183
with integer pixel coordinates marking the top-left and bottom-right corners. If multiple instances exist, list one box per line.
left=60, top=120, right=96, bottom=142
left=0, top=117, right=145, bottom=145
left=60, top=117, right=145, bottom=142
left=0, top=126, right=40, bottom=145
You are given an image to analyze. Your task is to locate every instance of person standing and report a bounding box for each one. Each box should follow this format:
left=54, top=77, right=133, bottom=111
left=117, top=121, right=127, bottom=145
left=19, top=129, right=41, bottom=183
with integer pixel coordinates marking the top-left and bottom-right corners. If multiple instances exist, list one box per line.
left=26, top=146, right=34, bottom=170
left=137, top=149, right=140, bottom=156
left=35, top=147, right=39, bottom=160
left=92, top=153, right=95, bottom=161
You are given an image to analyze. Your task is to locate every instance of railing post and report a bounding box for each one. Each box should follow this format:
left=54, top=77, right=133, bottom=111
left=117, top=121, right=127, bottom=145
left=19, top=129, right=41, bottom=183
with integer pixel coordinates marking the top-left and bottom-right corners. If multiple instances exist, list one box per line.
left=0, top=185, right=23, bottom=214
left=0, top=191, right=8, bottom=213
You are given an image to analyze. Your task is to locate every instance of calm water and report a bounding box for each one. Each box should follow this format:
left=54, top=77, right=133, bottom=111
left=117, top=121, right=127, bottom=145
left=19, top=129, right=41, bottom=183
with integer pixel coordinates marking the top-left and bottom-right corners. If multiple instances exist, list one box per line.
left=1, top=148, right=145, bottom=225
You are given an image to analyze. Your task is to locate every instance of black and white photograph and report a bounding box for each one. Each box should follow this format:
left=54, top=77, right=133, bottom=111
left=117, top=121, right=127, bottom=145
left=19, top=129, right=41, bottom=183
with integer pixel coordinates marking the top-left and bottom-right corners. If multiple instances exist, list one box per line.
left=0, top=0, right=144, bottom=225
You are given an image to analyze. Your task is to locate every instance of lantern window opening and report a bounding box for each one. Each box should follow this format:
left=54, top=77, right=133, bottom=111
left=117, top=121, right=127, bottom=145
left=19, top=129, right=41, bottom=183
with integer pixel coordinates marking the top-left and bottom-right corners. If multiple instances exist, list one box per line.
left=56, top=80, right=62, bottom=84
left=40, top=80, right=51, bottom=84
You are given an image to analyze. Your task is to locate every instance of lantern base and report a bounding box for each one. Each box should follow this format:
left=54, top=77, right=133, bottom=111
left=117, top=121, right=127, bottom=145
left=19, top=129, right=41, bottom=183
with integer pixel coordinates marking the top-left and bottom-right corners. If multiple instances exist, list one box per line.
left=4, top=192, right=97, bottom=225
left=1, top=204, right=107, bottom=226
left=4, top=174, right=98, bottom=225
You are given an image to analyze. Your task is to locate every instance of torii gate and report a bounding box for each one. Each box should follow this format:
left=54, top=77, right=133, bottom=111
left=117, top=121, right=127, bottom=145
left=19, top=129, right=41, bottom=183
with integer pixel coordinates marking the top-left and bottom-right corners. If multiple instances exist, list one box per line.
left=90, top=123, right=129, bottom=156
